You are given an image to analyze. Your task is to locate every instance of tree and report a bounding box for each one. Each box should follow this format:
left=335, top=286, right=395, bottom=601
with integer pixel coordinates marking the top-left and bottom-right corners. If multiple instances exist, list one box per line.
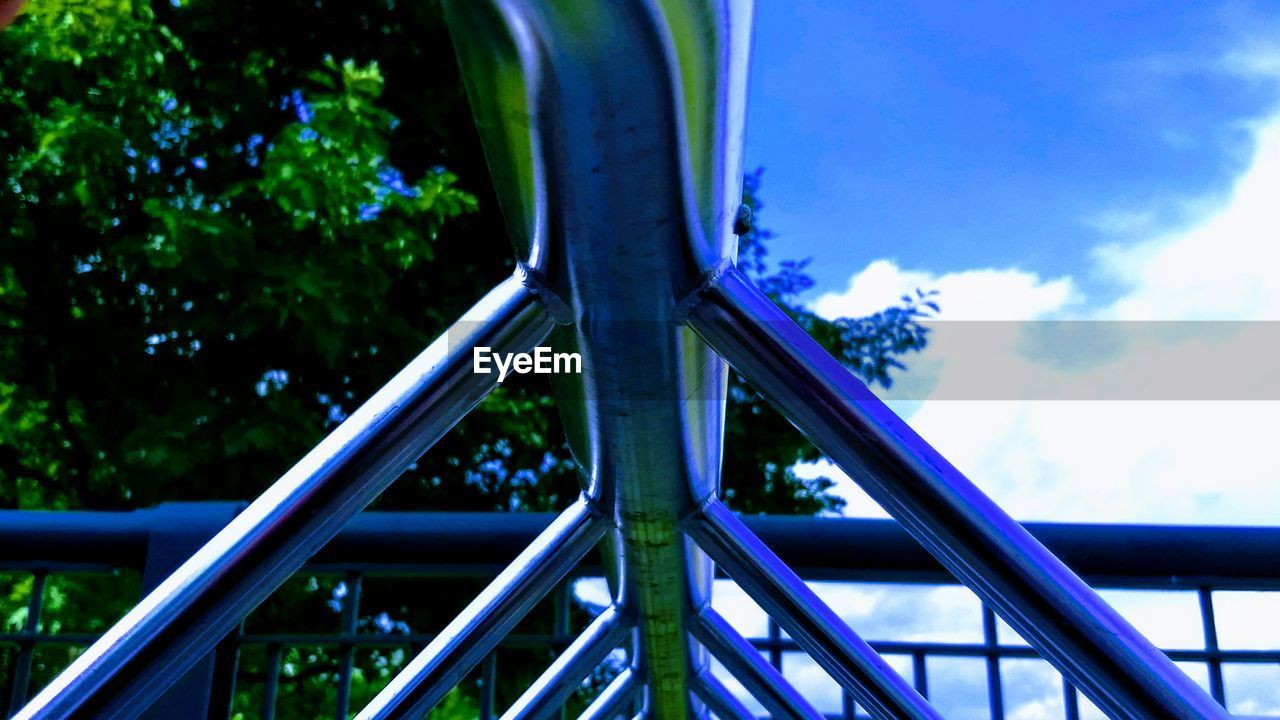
left=0, top=0, right=934, bottom=714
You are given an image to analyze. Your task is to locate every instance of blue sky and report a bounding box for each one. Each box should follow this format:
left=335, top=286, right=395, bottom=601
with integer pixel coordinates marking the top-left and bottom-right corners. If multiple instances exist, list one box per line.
left=741, top=0, right=1280, bottom=530
left=745, top=0, right=1280, bottom=304
left=720, top=4, right=1280, bottom=714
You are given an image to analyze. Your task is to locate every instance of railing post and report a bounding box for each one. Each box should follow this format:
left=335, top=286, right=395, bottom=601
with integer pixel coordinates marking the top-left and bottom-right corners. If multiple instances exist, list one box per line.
left=4, top=570, right=46, bottom=717
left=137, top=502, right=244, bottom=720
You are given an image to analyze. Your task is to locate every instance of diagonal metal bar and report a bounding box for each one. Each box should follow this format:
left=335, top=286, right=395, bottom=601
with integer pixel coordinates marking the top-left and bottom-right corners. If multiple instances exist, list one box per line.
left=692, top=672, right=756, bottom=720
left=576, top=666, right=641, bottom=720
left=691, top=607, right=824, bottom=720
left=357, top=497, right=607, bottom=720
left=688, top=502, right=939, bottom=720
left=685, top=265, right=1230, bottom=720
left=15, top=274, right=555, bottom=720
left=501, top=605, right=631, bottom=720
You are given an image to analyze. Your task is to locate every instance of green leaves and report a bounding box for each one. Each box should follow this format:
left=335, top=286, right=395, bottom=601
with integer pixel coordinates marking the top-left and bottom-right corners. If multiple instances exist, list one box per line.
left=0, top=1, right=486, bottom=511
left=258, top=59, right=477, bottom=272
left=0, top=1, right=945, bottom=710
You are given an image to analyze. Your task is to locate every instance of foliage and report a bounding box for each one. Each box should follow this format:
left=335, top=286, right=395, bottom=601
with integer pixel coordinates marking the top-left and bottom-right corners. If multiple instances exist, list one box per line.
left=0, top=0, right=934, bottom=713
left=725, top=169, right=936, bottom=513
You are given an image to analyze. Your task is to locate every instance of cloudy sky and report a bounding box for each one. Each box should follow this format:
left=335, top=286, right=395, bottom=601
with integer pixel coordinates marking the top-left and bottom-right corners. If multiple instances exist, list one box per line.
left=695, top=1, right=1280, bottom=716
left=746, top=0, right=1280, bottom=528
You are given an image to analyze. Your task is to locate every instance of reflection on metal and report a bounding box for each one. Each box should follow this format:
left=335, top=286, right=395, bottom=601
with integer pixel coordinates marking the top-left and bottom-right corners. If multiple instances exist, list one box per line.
left=690, top=609, right=825, bottom=720
left=360, top=499, right=608, bottom=719
left=16, top=1, right=1232, bottom=719
left=693, top=672, right=757, bottom=720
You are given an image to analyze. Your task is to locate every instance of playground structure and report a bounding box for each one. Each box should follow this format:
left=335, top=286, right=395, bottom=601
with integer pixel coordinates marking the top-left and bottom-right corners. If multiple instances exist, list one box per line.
left=12, top=2, right=1238, bottom=718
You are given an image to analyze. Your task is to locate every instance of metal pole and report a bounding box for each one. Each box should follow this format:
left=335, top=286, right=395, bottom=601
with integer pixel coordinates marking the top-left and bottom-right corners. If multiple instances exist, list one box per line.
left=334, top=571, right=363, bottom=720
left=4, top=507, right=1278, bottom=582
left=688, top=502, right=939, bottom=720
left=981, top=605, right=1005, bottom=720
left=5, top=571, right=45, bottom=713
left=690, top=608, right=823, bottom=720
left=481, top=654, right=499, bottom=720
left=15, top=274, right=554, bottom=720
left=576, top=667, right=641, bottom=720
left=442, top=0, right=752, bottom=711
left=685, top=266, right=1231, bottom=720
left=500, top=606, right=631, bottom=720
left=692, top=673, right=756, bottom=720
left=1197, top=587, right=1226, bottom=705
left=357, top=498, right=607, bottom=720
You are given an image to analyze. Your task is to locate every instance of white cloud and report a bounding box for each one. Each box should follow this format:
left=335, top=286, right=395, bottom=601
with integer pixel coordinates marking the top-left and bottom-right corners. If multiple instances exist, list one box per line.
left=811, top=259, right=1079, bottom=322
left=768, top=117, right=1280, bottom=708
left=798, top=114, right=1280, bottom=526
left=1096, top=117, right=1280, bottom=321
left=705, top=39, right=1280, bottom=718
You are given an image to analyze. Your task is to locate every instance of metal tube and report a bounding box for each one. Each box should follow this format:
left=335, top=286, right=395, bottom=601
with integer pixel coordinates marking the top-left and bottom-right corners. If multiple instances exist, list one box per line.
left=335, top=571, right=363, bottom=720
left=15, top=274, right=554, bottom=720
left=692, top=672, right=755, bottom=720
left=982, top=605, right=1005, bottom=720
left=576, top=666, right=641, bottom=720
left=691, top=608, right=824, bottom=720
left=1197, top=587, right=1226, bottom=704
left=500, top=606, right=630, bottom=720
left=688, top=502, right=939, bottom=720
left=442, top=2, right=750, bottom=712
left=685, top=266, right=1230, bottom=720
left=4, top=507, right=1279, bottom=584
left=6, top=570, right=45, bottom=712
left=357, top=498, right=607, bottom=720
left=481, top=654, right=499, bottom=720
left=261, top=644, right=282, bottom=720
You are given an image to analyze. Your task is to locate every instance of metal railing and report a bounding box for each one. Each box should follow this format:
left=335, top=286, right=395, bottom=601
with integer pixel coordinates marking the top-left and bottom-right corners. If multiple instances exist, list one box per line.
left=3, top=506, right=1277, bottom=719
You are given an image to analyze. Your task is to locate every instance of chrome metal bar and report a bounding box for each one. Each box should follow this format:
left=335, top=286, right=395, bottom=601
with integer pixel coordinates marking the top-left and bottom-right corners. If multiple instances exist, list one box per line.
left=691, top=608, right=824, bottom=720
left=685, top=266, right=1230, bottom=720
left=500, top=606, right=631, bottom=720
left=688, top=502, right=939, bottom=720
left=15, top=274, right=554, bottom=720
left=442, top=1, right=751, bottom=712
left=692, top=672, right=755, bottom=720
left=576, top=666, right=641, bottom=720
left=358, top=497, right=607, bottom=720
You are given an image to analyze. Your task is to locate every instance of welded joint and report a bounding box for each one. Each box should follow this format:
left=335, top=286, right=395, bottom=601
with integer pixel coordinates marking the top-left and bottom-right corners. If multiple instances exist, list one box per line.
left=513, top=263, right=575, bottom=326
left=671, top=257, right=737, bottom=324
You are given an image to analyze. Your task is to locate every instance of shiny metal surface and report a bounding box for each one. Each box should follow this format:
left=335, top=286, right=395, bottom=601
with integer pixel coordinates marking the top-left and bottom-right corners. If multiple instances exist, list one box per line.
left=690, top=608, right=824, bottom=720
left=18, top=0, right=1240, bottom=716
left=500, top=605, right=631, bottom=720
left=357, top=497, right=607, bottom=720
left=688, top=501, right=938, bottom=720
left=686, top=266, right=1230, bottom=720
left=692, top=672, right=755, bottom=720
left=15, top=276, right=553, bottom=720
left=443, top=1, right=752, bottom=715
left=576, top=666, right=642, bottom=720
